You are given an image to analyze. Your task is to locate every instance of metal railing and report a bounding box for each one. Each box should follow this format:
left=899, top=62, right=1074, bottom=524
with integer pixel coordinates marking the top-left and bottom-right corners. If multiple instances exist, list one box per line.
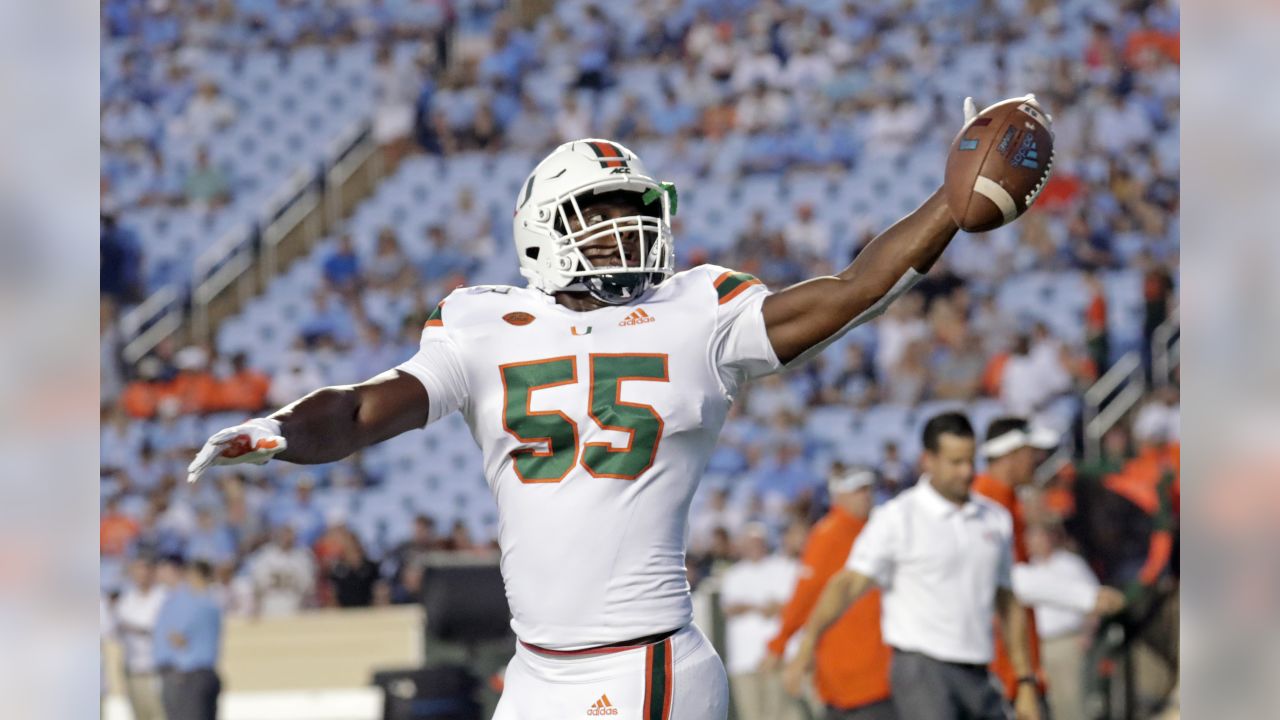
left=119, top=285, right=184, bottom=365
left=1082, top=352, right=1145, bottom=462
left=1151, top=313, right=1180, bottom=388
left=191, top=222, right=255, bottom=342
left=259, top=167, right=323, bottom=284
left=118, top=120, right=377, bottom=357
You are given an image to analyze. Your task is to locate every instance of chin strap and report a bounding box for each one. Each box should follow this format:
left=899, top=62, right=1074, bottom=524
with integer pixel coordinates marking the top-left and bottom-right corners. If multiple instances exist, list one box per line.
left=783, top=268, right=924, bottom=369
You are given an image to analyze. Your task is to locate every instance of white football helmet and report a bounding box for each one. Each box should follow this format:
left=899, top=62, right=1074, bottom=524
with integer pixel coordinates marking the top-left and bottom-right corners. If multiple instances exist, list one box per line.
left=512, top=139, right=676, bottom=305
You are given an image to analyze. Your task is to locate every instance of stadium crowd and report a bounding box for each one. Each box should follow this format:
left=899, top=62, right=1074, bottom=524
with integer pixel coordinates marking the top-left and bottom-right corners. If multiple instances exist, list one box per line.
left=102, top=0, right=1179, bottom=716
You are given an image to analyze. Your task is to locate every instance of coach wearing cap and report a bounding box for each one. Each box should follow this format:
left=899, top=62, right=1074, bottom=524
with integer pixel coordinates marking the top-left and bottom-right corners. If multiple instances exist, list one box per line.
left=785, top=412, right=1040, bottom=720
left=976, top=417, right=1126, bottom=717
left=972, top=417, right=1060, bottom=705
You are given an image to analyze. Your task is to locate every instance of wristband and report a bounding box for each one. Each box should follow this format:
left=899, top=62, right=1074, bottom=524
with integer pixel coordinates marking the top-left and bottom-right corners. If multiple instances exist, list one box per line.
left=1017, top=675, right=1037, bottom=687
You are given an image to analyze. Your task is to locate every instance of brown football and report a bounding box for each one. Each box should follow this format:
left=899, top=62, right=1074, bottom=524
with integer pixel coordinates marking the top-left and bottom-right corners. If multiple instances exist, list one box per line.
left=944, top=96, right=1055, bottom=233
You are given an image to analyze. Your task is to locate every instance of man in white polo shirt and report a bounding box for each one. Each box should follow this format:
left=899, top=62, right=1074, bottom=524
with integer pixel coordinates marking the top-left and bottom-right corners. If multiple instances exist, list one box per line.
left=784, top=412, right=1040, bottom=720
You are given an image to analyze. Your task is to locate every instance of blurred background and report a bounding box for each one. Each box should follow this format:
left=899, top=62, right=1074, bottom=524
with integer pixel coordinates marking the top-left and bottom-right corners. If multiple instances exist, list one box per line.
left=98, top=0, right=1179, bottom=718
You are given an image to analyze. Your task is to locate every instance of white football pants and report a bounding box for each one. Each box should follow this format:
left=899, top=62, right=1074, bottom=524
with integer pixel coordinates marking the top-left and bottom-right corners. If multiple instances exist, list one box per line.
left=492, top=623, right=729, bottom=720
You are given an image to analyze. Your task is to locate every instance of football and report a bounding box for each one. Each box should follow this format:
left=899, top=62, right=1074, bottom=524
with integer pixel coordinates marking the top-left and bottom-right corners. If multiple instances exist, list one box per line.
left=944, top=95, right=1055, bottom=233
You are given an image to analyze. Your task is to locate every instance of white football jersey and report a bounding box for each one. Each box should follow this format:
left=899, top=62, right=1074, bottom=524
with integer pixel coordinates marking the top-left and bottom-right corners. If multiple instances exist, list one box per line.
left=397, top=264, right=780, bottom=649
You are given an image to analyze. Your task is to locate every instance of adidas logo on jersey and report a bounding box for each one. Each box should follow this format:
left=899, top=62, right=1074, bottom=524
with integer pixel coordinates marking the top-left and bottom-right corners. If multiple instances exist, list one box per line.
left=586, top=693, right=619, bottom=716
left=618, top=308, right=655, bottom=327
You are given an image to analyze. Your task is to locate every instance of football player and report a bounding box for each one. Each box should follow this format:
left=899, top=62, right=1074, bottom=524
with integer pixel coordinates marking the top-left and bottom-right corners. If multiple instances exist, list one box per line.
left=189, top=97, right=1045, bottom=719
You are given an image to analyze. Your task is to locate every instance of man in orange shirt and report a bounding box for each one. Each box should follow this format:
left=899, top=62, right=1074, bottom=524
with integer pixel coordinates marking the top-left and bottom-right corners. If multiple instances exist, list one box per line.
left=973, top=417, right=1057, bottom=706
left=766, top=468, right=895, bottom=719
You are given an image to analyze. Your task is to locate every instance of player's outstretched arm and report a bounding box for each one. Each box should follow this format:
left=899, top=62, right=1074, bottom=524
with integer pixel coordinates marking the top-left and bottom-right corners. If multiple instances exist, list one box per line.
left=763, top=95, right=1050, bottom=366
left=187, top=370, right=429, bottom=483
left=762, top=186, right=957, bottom=365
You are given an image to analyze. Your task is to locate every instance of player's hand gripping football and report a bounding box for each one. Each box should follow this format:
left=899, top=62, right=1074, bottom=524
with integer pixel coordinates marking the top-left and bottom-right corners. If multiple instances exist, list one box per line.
left=948, top=94, right=1055, bottom=232
left=186, top=417, right=287, bottom=483
left=962, top=93, right=1054, bottom=130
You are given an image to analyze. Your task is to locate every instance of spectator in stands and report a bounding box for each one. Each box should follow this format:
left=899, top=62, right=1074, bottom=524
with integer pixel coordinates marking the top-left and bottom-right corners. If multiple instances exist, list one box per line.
left=269, top=350, right=326, bottom=409
left=222, top=474, right=269, bottom=553
left=136, top=3, right=178, bottom=51
left=464, top=101, right=503, bottom=152
left=690, top=487, right=747, bottom=556
left=752, top=441, right=818, bottom=506
left=372, top=44, right=422, bottom=169
left=764, top=468, right=894, bottom=720
left=445, top=519, right=477, bottom=552
left=650, top=86, right=698, bottom=138
left=323, top=234, right=361, bottom=293
left=101, top=213, right=144, bottom=305
left=787, top=39, right=836, bottom=94
left=556, top=91, right=592, bottom=143
left=389, top=514, right=443, bottom=602
left=603, top=92, right=644, bottom=142
left=736, top=80, right=791, bottom=133
left=447, top=186, right=487, bottom=248
left=971, top=295, right=1016, bottom=360
left=155, top=559, right=223, bottom=720
left=748, top=374, right=805, bottom=420
left=698, top=526, right=738, bottom=581
left=210, top=563, right=257, bottom=618
left=877, top=440, right=911, bottom=502
left=932, top=333, right=986, bottom=402
left=169, top=345, right=218, bottom=415
left=268, top=476, right=326, bottom=547
left=863, top=94, right=928, bottom=158
left=1001, top=333, right=1069, bottom=417
left=352, top=323, right=402, bottom=381
left=215, top=352, right=271, bottom=414
left=506, top=93, right=556, bottom=153
left=131, top=499, right=188, bottom=562
left=116, top=557, right=169, bottom=720
left=873, top=293, right=927, bottom=382
left=183, top=146, right=231, bottom=208
left=366, top=228, right=419, bottom=293
left=102, top=495, right=141, bottom=559
left=186, top=506, right=237, bottom=568
left=1092, top=89, right=1156, bottom=155
left=248, top=525, right=316, bottom=617
left=885, top=340, right=930, bottom=406
left=1066, top=213, right=1115, bottom=271
left=573, top=4, right=618, bottom=93
left=823, top=342, right=877, bottom=407
left=174, top=80, right=237, bottom=142
left=329, top=529, right=381, bottom=608
left=721, top=523, right=801, bottom=720
left=101, top=404, right=142, bottom=475
left=421, top=224, right=476, bottom=282
left=783, top=202, right=831, bottom=269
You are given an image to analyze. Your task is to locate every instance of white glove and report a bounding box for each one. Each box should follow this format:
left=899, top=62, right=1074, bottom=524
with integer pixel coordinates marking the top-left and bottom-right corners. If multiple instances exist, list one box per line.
left=187, top=417, right=287, bottom=483
left=963, top=93, right=1053, bottom=129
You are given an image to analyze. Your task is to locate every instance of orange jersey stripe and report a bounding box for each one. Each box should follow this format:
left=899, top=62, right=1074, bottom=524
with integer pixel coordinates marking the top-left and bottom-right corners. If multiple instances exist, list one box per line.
left=717, top=277, right=763, bottom=305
